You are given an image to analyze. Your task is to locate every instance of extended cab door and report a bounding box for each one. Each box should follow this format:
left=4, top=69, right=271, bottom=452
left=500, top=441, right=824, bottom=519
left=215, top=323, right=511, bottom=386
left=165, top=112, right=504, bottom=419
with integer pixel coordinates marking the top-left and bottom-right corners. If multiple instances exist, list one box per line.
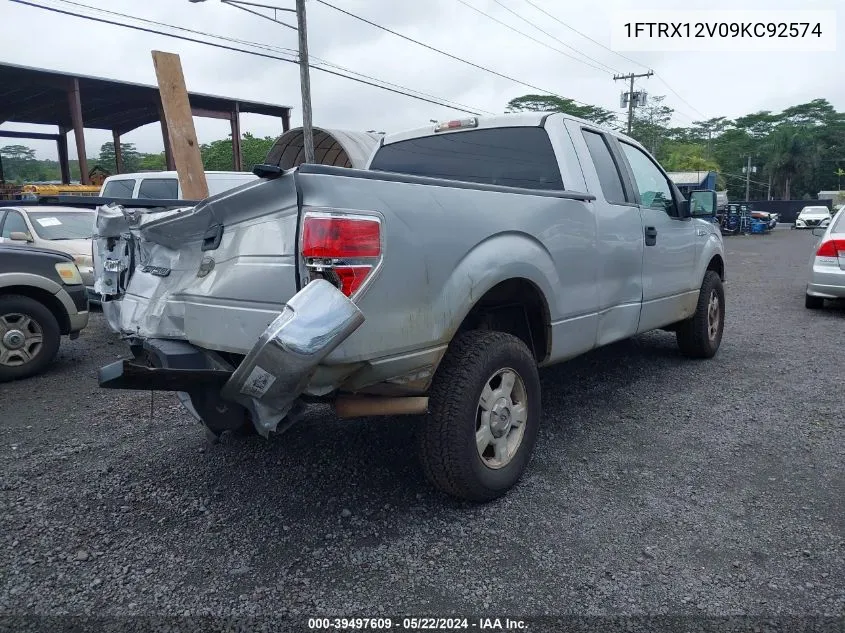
left=565, top=120, right=644, bottom=346
left=615, top=140, right=698, bottom=332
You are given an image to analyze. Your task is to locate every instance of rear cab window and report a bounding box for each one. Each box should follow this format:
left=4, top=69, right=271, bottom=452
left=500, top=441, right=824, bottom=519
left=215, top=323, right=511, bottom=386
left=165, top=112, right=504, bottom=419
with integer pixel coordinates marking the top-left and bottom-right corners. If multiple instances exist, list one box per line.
left=101, top=179, right=136, bottom=198
left=581, top=129, right=628, bottom=205
left=369, top=127, right=564, bottom=190
left=138, top=178, right=179, bottom=199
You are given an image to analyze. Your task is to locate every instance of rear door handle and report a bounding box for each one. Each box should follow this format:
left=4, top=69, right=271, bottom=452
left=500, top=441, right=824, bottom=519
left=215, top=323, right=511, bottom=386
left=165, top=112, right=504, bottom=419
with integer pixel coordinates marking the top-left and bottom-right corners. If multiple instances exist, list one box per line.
left=644, top=226, right=658, bottom=246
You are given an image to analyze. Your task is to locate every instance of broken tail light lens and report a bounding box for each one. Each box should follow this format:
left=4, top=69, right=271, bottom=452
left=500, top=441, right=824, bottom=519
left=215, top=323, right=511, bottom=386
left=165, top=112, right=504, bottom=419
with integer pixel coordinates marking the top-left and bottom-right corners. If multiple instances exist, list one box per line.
left=301, top=212, right=382, bottom=297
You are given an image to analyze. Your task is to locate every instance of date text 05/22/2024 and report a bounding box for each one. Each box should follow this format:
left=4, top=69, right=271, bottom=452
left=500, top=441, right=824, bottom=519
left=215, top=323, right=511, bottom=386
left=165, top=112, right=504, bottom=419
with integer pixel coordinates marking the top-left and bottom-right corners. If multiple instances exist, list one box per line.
left=307, top=617, right=528, bottom=630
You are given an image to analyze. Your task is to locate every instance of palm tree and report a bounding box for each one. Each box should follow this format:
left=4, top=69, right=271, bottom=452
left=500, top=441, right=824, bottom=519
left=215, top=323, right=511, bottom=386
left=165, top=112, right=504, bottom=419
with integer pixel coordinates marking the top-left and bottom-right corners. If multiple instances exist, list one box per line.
left=763, top=127, right=812, bottom=200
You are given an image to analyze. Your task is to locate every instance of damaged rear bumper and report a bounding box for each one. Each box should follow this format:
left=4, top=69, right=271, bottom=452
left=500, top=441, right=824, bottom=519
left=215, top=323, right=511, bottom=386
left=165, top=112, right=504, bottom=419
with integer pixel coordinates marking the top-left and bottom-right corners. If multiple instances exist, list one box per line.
left=98, top=279, right=365, bottom=435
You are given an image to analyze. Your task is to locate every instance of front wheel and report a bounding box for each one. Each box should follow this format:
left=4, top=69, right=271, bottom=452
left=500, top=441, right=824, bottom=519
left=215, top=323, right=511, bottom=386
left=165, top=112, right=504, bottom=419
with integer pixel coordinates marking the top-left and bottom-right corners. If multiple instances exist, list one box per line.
left=676, top=271, right=725, bottom=359
left=0, top=295, right=62, bottom=382
left=418, top=331, right=541, bottom=502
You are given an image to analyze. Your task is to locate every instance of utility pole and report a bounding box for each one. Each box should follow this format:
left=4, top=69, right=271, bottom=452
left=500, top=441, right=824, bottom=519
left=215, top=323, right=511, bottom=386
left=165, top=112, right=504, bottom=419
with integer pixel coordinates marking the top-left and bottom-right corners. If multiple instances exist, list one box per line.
left=613, top=71, right=653, bottom=135
left=190, top=0, right=315, bottom=164
left=745, top=156, right=752, bottom=201
left=296, top=0, right=315, bottom=164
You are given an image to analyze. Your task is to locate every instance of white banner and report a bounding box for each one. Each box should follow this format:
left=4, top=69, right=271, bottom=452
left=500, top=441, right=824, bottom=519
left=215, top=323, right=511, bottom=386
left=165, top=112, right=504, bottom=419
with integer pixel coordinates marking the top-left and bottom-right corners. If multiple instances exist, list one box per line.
left=610, top=10, right=837, bottom=52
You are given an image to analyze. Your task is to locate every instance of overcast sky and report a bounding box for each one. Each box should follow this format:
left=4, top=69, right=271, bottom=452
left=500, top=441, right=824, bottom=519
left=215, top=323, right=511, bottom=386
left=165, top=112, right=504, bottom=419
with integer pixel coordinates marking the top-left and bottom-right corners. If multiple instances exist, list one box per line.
left=1, top=0, right=842, bottom=160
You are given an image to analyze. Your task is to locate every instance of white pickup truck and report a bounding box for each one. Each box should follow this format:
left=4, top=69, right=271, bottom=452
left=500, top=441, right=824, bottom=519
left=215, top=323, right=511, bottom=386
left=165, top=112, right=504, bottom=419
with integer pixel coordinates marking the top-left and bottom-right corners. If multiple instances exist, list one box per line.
left=93, top=113, right=726, bottom=501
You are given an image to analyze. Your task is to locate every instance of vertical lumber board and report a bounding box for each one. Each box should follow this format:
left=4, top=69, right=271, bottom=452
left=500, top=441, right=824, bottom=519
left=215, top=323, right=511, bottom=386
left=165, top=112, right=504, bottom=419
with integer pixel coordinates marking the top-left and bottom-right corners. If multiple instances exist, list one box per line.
left=151, top=51, right=208, bottom=200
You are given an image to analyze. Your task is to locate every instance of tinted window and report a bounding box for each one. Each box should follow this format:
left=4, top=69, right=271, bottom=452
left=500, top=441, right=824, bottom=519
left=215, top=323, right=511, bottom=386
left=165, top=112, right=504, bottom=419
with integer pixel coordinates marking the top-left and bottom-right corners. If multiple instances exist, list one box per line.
left=102, top=179, right=136, bottom=198
left=370, top=127, right=564, bottom=190
left=832, top=209, right=845, bottom=232
left=138, top=178, right=178, bottom=199
left=1, top=211, right=28, bottom=238
left=582, top=130, right=627, bottom=204
left=620, top=143, right=676, bottom=216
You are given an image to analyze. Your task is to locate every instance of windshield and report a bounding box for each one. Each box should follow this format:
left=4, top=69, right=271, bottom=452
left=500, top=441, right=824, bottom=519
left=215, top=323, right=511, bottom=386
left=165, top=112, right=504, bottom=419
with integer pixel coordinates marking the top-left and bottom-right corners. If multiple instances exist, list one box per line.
left=26, top=211, right=95, bottom=240
left=800, top=206, right=830, bottom=216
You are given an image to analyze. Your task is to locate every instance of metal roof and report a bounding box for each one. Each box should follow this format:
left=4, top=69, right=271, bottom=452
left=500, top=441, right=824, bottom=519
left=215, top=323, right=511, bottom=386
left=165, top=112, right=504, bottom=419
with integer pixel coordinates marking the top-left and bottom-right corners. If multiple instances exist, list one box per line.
left=667, top=171, right=714, bottom=186
left=0, top=62, right=292, bottom=134
left=265, top=127, right=384, bottom=169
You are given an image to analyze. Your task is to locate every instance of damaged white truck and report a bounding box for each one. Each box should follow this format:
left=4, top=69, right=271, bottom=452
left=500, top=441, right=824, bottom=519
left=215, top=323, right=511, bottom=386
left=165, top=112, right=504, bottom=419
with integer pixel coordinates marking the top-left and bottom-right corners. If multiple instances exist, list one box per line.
left=93, top=113, right=726, bottom=501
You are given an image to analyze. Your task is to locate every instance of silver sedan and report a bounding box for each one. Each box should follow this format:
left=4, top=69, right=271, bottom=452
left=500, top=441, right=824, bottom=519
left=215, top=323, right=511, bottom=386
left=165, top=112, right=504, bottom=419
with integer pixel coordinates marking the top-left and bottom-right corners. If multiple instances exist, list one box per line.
left=805, top=206, right=845, bottom=309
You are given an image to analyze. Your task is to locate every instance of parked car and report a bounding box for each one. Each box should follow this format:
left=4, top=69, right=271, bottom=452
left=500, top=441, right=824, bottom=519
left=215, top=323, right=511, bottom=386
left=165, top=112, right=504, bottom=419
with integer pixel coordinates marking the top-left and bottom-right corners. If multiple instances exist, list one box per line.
left=100, top=171, right=258, bottom=200
left=0, top=243, right=89, bottom=381
left=92, top=113, right=726, bottom=501
left=0, top=206, right=97, bottom=301
left=805, top=206, right=845, bottom=309
left=794, top=205, right=832, bottom=229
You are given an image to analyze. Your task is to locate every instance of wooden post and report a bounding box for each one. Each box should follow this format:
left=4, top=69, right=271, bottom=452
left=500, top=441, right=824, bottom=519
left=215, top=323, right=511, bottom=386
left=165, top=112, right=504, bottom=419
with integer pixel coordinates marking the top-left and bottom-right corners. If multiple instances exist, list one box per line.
left=67, top=78, right=89, bottom=184
left=112, top=129, right=124, bottom=174
left=230, top=101, right=242, bottom=171
left=151, top=51, right=208, bottom=199
left=157, top=99, right=176, bottom=171
left=57, top=127, right=71, bottom=185
left=282, top=109, right=291, bottom=133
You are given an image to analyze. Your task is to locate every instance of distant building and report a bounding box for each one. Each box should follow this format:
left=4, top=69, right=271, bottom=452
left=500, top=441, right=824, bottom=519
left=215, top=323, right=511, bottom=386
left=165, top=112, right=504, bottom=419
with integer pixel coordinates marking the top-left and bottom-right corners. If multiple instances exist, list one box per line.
left=817, top=190, right=845, bottom=201
left=667, top=171, right=717, bottom=197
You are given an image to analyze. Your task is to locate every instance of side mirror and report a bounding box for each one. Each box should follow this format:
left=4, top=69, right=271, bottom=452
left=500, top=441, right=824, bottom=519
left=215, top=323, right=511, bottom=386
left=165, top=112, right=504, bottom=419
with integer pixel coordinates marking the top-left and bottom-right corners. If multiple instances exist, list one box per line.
left=689, top=190, right=717, bottom=217
left=812, top=227, right=826, bottom=237
left=9, top=231, right=33, bottom=242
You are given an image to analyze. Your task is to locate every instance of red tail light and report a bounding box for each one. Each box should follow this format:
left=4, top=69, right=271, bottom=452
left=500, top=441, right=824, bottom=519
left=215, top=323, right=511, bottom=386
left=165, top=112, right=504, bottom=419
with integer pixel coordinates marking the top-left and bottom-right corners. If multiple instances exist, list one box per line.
left=301, top=212, right=382, bottom=297
left=816, top=239, right=845, bottom=258
left=302, top=216, right=380, bottom=258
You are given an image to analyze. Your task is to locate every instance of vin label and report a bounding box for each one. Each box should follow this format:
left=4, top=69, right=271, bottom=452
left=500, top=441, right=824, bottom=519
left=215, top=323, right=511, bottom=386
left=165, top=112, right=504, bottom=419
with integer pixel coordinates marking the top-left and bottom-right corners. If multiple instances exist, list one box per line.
left=611, top=10, right=836, bottom=52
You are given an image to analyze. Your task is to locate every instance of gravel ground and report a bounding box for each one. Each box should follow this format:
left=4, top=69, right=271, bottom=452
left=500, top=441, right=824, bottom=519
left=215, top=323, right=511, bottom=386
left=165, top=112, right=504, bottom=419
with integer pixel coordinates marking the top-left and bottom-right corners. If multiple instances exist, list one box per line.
left=1, top=228, right=843, bottom=624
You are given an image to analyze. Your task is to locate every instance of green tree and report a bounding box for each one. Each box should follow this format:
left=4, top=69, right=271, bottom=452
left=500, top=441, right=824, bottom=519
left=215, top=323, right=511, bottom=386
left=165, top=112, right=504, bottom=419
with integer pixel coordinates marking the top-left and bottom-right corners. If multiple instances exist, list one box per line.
left=0, top=145, right=36, bottom=161
left=96, top=142, right=142, bottom=174
left=764, top=126, right=812, bottom=200
left=630, top=95, right=674, bottom=158
left=662, top=143, right=720, bottom=173
left=138, top=152, right=167, bottom=171
left=505, top=94, right=618, bottom=126
left=200, top=133, right=278, bottom=171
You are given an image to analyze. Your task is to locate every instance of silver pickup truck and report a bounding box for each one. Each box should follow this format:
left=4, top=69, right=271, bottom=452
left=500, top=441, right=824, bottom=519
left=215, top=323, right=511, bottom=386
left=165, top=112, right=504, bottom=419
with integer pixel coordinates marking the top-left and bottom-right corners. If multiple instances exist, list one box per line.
left=93, top=112, right=725, bottom=501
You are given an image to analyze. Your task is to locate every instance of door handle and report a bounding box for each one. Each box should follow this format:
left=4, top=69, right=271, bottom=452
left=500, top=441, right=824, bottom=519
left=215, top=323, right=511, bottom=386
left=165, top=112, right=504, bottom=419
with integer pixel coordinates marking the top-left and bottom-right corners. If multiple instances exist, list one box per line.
left=644, top=226, right=658, bottom=246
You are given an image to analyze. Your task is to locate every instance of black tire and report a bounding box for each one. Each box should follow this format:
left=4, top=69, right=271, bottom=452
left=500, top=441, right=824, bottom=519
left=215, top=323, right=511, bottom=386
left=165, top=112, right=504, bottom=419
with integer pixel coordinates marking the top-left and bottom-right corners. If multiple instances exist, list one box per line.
left=418, top=330, right=541, bottom=502
left=676, top=271, right=725, bottom=359
left=0, top=294, right=62, bottom=382
left=805, top=294, right=825, bottom=310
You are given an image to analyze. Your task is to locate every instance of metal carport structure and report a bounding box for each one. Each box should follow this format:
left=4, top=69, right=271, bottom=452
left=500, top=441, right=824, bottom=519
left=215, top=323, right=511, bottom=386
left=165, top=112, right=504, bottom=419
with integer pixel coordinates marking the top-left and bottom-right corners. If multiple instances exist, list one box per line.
left=0, top=62, right=293, bottom=184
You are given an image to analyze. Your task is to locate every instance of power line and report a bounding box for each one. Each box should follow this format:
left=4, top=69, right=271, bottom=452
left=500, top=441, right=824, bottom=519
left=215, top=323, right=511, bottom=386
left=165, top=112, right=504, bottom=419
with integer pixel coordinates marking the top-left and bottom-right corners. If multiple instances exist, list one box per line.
left=521, top=0, right=648, bottom=71
left=313, top=0, right=592, bottom=107
left=46, top=0, right=490, bottom=115
left=654, top=75, right=708, bottom=121
left=7, top=0, right=494, bottom=116
left=488, top=0, right=620, bottom=74
left=518, top=0, right=708, bottom=121
left=453, top=0, right=615, bottom=77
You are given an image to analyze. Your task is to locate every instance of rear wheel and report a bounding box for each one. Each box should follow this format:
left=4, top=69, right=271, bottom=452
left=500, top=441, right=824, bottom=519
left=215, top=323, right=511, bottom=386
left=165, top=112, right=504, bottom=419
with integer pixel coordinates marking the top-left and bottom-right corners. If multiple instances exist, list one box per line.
left=0, top=295, right=61, bottom=382
left=676, top=271, right=725, bottom=359
left=418, top=330, right=541, bottom=502
left=805, top=294, right=825, bottom=310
